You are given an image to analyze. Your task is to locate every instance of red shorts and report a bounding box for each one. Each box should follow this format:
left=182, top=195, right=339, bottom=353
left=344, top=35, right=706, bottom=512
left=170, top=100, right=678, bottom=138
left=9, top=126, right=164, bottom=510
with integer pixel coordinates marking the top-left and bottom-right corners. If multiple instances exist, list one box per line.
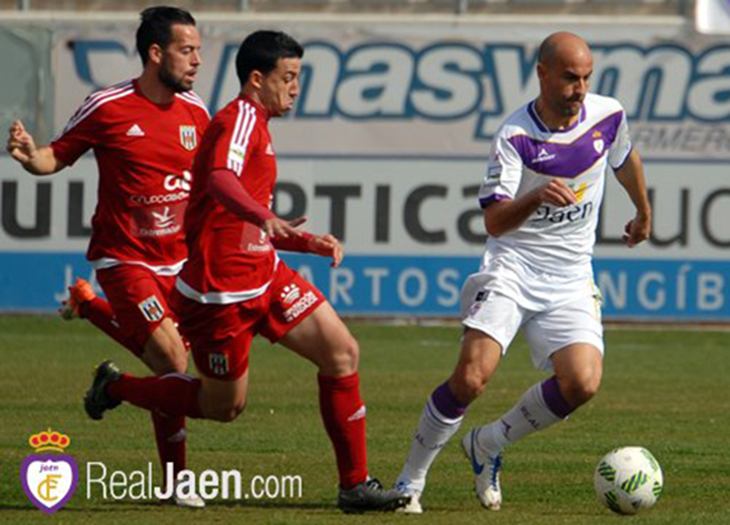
left=172, top=262, right=325, bottom=380
left=95, top=264, right=177, bottom=352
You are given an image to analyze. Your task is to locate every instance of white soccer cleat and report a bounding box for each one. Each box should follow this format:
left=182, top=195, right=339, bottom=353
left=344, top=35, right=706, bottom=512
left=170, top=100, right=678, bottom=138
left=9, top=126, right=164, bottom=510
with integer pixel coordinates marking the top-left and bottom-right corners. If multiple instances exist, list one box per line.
left=399, top=492, right=423, bottom=514
left=171, top=491, right=206, bottom=509
left=393, top=479, right=424, bottom=514
left=461, top=428, right=503, bottom=511
left=160, top=484, right=206, bottom=509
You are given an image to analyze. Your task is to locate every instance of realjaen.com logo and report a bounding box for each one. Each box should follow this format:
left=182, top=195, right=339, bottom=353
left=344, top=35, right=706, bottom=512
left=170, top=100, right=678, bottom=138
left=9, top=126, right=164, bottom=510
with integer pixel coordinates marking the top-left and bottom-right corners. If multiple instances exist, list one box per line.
left=20, top=429, right=79, bottom=514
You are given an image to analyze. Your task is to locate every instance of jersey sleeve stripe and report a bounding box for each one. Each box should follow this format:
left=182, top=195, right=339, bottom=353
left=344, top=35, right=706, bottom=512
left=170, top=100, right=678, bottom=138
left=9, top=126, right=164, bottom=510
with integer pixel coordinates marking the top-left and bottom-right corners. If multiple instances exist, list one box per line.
left=63, top=88, right=134, bottom=134
left=226, top=101, right=246, bottom=175
left=63, top=82, right=129, bottom=124
left=226, top=102, right=257, bottom=176
left=65, top=81, right=133, bottom=125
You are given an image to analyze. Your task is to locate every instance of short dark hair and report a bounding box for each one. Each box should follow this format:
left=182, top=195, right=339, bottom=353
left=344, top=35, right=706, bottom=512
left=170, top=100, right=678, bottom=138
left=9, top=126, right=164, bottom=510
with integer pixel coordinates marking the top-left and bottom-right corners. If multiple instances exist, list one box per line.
left=136, top=6, right=196, bottom=65
left=235, top=31, right=304, bottom=86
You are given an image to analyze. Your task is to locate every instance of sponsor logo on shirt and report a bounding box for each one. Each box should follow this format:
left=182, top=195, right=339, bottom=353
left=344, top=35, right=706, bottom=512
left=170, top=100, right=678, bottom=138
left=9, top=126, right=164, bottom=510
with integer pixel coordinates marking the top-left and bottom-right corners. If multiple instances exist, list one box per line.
left=179, top=125, right=197, bottom=151
left=151, top=207, right=176, bottom=229
left=283, top=291, right=318, bottom=323
left=569, top=182, right=589, bottom=203
left=130, top=192, right=188, bottom=206
left=265, top=143, right=275, bottom=156
left=130, top=171, right=191, bottom=208
left=163, top=171, right=192, bottom=192
left=532, top=147, right=556, bottom=163
left=280, top=284, right=301, bottom=305
left=228, top=144, right=246, bottom=161
left=486, top=152, right=502, bottom=182
left=138, top=295, right=164, bottom=322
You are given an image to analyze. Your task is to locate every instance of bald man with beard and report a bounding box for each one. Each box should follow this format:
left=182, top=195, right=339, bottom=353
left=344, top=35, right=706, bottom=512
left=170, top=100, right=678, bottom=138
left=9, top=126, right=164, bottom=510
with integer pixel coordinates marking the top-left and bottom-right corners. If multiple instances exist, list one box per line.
left=393, top=32, right=651, bottom=513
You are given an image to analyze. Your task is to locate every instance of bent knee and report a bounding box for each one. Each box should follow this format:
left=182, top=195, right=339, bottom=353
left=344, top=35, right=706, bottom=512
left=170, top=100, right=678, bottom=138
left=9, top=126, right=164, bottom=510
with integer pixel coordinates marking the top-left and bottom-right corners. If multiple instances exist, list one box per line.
left=322, top=334, right=360, bottom=376
left=207, top=399, right=247, bottom=423
left=450, top=367, right=489, bottom=405
left=562, top=374, right=602, bottom=406
left=145, top=338, right=188, bottom=375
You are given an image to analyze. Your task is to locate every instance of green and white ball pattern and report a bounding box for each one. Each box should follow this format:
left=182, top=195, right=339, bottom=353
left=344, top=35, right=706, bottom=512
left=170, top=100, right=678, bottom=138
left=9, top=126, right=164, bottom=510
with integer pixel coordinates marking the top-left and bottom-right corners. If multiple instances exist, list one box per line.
left=594, top=446, right=663, bottom=515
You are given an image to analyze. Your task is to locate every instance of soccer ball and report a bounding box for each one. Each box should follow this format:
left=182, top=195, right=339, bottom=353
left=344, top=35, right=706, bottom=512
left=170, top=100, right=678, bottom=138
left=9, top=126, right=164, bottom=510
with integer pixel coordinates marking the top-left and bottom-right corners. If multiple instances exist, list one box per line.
left=594, top=446, right=663, bottom=515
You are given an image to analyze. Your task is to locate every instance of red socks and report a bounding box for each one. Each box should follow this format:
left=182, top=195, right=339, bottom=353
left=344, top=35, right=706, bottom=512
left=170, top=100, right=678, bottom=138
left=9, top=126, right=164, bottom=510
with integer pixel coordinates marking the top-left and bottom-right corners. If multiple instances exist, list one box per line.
left=107, top=373, right=203, bottom=419
left=82, top=299, right=190, bottom=480
left=318, top=373, right=368, bottom=489
left=107, top=370, right=369, bottom=489
left=80, top=298, right=143, bottom=356
left=151, top=412, right=187, bottom=480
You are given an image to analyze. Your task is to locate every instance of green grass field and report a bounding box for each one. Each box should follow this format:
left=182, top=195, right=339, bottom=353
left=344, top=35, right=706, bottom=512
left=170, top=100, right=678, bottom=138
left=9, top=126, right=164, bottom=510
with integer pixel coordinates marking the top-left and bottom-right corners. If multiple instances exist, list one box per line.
left=1, top=315, right=729, bottom=524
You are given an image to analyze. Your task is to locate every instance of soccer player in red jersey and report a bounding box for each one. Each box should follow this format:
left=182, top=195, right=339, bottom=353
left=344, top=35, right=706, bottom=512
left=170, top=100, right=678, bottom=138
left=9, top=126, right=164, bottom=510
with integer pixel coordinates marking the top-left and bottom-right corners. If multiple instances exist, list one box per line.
left=82, top=30, right=410, bottom=513
left=6, top=7, right=209, bottom=508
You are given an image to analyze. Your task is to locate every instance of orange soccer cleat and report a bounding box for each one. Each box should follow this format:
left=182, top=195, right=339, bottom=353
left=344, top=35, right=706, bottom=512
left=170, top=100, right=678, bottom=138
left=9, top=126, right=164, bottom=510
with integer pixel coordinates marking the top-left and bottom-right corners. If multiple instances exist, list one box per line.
left=59, top=278, right=97, bottom=320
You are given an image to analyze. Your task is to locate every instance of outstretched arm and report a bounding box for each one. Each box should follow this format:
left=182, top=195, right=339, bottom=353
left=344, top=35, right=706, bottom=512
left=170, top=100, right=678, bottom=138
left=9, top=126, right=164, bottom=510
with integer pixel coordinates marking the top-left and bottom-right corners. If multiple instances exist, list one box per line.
left=275, top=233, right=344, bottom=268
left=614, top=149, right=651, bottom=248
left=6, top=120, right=66, bottom=175
left=208, top=168, right=305, bottom=239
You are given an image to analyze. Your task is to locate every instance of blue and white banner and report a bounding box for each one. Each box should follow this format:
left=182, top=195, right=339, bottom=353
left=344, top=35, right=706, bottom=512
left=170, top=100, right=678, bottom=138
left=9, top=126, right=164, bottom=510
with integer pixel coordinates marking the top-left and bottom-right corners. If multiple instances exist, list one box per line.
left=1, top=253, right=728, bottom=321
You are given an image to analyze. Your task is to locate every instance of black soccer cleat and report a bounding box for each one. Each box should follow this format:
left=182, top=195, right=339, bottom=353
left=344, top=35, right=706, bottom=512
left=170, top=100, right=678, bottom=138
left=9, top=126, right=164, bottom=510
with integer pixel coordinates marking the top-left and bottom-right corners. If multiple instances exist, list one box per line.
left=337, top=477, right=411, bottom=514
left=84, top=360, right=122, bottom=420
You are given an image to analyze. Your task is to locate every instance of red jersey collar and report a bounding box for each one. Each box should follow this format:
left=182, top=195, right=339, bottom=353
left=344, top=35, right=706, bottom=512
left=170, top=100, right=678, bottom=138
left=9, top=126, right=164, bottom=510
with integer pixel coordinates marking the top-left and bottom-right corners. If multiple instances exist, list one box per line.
left=240, top=95, right=270, bottom=121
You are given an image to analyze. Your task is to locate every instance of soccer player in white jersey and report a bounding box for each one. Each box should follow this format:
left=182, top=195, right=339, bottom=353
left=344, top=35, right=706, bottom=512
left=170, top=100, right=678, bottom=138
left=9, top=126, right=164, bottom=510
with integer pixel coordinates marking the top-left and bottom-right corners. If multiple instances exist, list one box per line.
left=394, top=32, right=651, bottom=513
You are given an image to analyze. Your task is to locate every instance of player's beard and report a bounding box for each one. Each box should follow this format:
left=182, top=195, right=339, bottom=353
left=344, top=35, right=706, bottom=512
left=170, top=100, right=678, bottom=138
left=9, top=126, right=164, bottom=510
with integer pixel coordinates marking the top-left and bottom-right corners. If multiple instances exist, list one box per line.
left=158, top=60, right=192, bottom=93
left=560, top=95, right=583, bottom=116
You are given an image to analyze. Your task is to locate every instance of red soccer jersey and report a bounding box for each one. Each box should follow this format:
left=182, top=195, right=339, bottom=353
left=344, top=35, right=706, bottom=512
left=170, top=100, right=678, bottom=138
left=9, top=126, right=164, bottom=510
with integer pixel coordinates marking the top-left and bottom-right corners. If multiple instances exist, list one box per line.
left=51, top=79, right=210, bottom=273
left=177, top=96, right=279, bottom=302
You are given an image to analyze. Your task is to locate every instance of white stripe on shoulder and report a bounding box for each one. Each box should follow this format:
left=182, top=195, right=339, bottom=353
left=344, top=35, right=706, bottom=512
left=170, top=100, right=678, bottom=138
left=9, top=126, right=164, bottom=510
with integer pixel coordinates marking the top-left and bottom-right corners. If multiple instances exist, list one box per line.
left=226, top=101, right=246, bottom=174
left=176, top=91, right=210, bottom=117
left=63, top=86, right=134, bottom=134
left=179, top=90, right=206, bottom=106
left=226, top=101, right=257, bottom=176
left=63, top=81, right=133, bottom=129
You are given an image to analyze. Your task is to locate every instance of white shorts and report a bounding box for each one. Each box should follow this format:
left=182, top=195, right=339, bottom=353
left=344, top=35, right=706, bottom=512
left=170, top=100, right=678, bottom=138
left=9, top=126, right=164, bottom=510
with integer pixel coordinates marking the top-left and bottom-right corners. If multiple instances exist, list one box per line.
left=460, top=270, right=604, bottom=372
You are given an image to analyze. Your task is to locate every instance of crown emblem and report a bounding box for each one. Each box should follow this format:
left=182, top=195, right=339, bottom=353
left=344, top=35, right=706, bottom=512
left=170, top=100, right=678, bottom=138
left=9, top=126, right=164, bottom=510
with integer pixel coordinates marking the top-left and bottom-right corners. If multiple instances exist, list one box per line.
left=592, top=130, right=602, bottom=138
left=28, top=429, right=70, bottom=453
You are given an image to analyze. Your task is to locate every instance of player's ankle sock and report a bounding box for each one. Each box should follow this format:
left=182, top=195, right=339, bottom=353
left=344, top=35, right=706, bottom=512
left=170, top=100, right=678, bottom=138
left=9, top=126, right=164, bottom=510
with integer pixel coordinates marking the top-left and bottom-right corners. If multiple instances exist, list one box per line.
left=151, top=412, right=186, bottom=482
left=396, top=381, right=466, bottom=490
left=107, top=373, right=203, bottom=419
left=80, top=298, right=144, bottom=355
left=317, top=372, right=368, bottom=490
left=478, top=375, right=574, bottom=451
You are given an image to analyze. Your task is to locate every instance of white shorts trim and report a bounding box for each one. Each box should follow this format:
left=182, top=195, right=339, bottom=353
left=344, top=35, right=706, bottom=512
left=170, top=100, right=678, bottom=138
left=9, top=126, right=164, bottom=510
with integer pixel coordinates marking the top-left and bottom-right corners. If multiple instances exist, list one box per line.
left=175, top=276, right=273, bottom=305
left=90, top=257, right=185, bottom=276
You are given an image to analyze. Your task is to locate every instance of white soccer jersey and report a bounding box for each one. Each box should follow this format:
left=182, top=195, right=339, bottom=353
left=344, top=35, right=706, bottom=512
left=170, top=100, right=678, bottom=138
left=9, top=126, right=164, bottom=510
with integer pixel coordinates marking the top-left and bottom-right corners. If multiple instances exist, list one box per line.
left=478, top=93, right=632, bottom=276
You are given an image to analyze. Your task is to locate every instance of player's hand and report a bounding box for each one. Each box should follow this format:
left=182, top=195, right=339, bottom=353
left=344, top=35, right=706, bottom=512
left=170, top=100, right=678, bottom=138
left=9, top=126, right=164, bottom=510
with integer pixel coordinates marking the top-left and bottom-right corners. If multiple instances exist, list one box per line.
left=308, top=234, right=344, bottom=267
left=534, top=179, right=577, bottom=207
left=262, top=216, right=306, bottom=238
left=6, top=120, right=38, bottom=165
left=622, top=213, right=651, bottom=248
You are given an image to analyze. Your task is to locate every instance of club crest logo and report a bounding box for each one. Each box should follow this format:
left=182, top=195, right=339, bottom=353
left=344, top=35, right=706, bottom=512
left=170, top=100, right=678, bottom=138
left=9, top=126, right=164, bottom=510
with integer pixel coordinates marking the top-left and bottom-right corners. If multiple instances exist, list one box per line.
left=593, top=139, right=605, bottom=154
left=21, top=429, right=79, bottom=514
left=179, top=125, right=197, bottom=151
left=209, top=353, right=230, bottom=376
left=138, top=295, right=165, bottom=323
